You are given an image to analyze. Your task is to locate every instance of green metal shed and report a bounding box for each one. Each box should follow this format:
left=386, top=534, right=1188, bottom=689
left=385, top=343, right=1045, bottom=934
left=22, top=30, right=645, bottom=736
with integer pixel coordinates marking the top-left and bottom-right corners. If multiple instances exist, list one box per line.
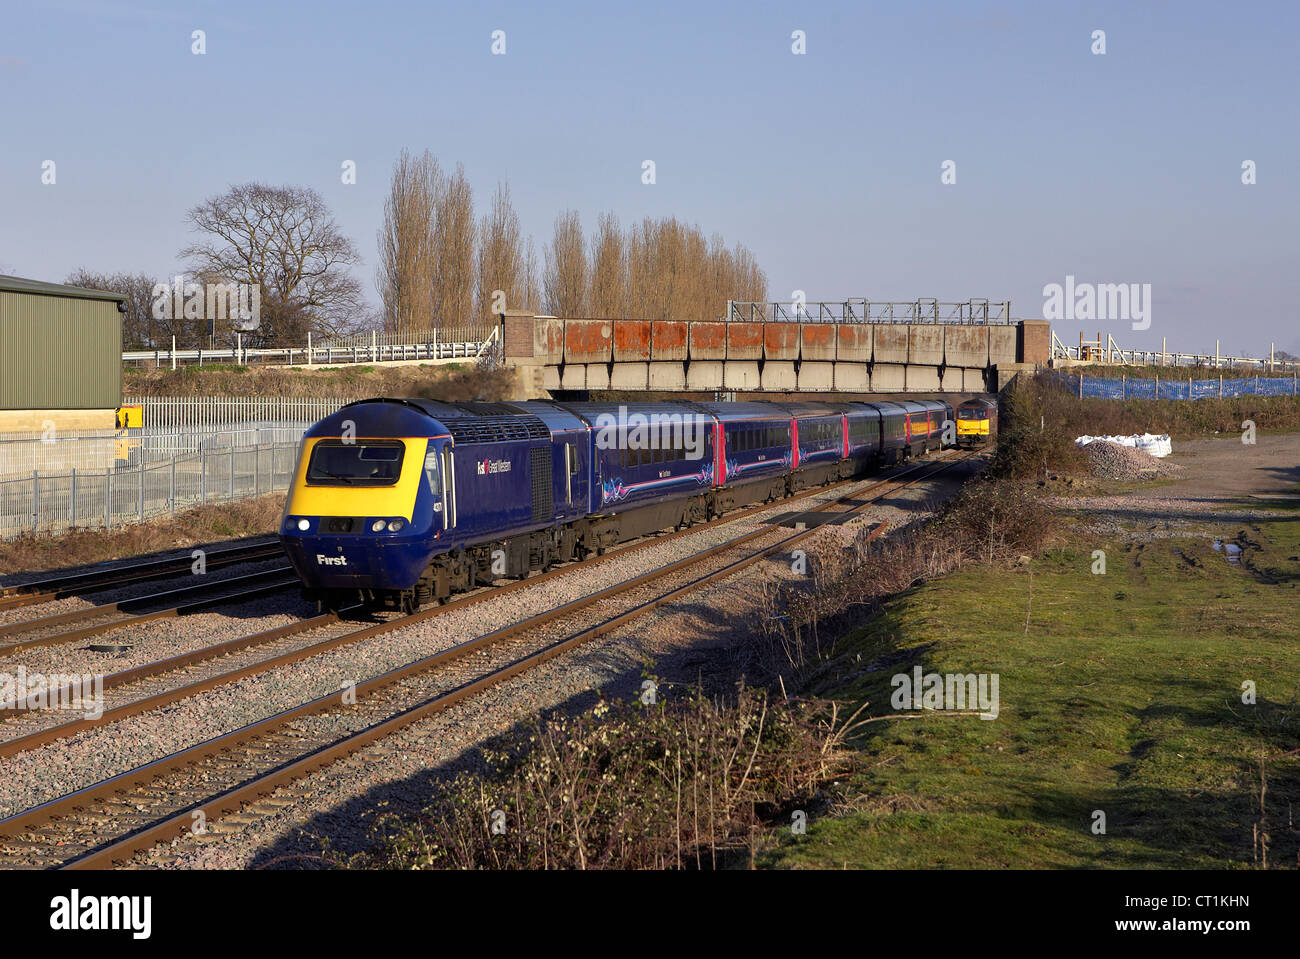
left=0, top=275, right=125, bottom=410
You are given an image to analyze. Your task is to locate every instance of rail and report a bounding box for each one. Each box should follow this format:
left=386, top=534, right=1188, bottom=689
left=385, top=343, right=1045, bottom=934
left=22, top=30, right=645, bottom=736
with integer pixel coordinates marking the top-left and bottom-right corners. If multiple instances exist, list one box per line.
left=724, top=299, right=1012, bottom=324
left=123, top=326, right=499, bottom=369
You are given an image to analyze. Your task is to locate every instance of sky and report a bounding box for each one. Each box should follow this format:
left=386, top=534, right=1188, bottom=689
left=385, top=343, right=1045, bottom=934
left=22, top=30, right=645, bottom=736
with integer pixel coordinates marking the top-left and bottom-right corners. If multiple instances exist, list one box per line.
left=1, top=0, right=1297, bottom=357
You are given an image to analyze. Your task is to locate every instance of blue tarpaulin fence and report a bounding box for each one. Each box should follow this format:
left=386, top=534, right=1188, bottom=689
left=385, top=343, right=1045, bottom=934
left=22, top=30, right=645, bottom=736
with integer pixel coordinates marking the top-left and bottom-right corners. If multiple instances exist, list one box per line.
left=1059, top=372, right=1298, bottom=400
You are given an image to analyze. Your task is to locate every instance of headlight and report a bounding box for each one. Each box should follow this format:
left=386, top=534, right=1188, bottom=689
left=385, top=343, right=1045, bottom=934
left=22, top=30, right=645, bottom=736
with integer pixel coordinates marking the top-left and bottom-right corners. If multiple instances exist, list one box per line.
left=371, top=519, right=387, bottom=532
left=387, top=519, right=406, bottom=532
left=297, top=518, right=310, bottom=531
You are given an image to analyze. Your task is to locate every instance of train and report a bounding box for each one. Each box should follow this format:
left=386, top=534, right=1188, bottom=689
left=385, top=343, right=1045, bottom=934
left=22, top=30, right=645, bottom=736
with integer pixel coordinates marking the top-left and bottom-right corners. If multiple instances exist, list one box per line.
left=279, top=397, right=957, bottom=612
left=956, top=398, right=998, bottom=447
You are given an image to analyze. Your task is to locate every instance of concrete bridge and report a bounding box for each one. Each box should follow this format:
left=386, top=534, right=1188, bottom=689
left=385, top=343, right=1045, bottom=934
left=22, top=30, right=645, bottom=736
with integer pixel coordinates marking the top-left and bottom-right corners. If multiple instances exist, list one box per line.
left=500, top=307, right=1050, bottom=397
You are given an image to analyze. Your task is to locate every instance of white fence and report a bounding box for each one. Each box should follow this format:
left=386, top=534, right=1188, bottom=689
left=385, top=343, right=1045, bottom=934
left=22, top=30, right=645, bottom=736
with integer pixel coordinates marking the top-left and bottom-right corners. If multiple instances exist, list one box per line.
left=122, top=326, right=498, bottom=369
left=122, top=395, right=354, bottom=433
left=0, top=443, right=300, bottom=539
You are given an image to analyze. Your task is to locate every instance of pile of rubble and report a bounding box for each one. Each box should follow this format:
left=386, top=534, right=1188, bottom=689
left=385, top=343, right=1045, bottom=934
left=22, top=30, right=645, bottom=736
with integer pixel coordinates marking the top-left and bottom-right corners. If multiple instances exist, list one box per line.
left=1084, top=440, right=1183, bottom=479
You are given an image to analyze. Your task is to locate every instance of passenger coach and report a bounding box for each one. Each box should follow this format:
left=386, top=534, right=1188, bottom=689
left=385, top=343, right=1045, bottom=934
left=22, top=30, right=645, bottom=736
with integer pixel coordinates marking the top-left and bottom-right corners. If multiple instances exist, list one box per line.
left=280, top=397, right=959, bottom=612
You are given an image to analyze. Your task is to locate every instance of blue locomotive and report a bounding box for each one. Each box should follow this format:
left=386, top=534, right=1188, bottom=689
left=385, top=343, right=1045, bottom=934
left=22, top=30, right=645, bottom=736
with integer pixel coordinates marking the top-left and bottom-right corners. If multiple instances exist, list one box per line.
left=279, top=397, right=955, bottom=611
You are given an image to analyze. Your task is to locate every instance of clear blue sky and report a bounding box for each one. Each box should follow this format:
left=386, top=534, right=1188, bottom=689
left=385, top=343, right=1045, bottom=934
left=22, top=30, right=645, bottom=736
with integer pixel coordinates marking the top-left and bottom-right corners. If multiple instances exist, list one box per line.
left=1, top=0, right=1296, bottom=357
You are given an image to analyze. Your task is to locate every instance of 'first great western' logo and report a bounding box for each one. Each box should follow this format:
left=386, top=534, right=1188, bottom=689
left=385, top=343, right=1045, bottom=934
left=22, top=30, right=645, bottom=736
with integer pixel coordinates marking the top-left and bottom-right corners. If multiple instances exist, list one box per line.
left=477, top=458, right=512, bottom=475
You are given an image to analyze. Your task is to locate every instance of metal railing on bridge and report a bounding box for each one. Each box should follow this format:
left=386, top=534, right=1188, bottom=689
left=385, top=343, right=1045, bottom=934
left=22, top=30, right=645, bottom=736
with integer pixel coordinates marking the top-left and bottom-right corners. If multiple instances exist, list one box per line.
left=123, top=326, right=499, bottom=369
left=724, top=299, right=1012, bottom=324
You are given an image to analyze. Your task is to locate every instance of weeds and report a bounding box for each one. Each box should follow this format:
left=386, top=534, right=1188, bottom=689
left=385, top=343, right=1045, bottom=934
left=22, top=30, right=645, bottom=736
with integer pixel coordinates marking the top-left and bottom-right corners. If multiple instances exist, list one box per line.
left=344, top=684, right=857, bottom=870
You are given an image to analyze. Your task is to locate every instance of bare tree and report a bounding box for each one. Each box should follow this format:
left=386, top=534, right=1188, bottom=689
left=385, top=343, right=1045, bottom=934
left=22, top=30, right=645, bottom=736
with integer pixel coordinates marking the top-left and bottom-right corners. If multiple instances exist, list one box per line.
left=543, top=210, right=588, bottom=317
left=615, top=216, right=766, bottom=320
left=181, top=182, right=364, bottom=346
left=521, top=236, right=542, bottom=313
left=377, top=149, right=438, bottom=336
left=434, top=164, right=475, bottom=330
left=65, top=269, right=185, bottom=349
left=588, top=211, right=625, bottom=318
left=475, top=181, right=527, bottom=323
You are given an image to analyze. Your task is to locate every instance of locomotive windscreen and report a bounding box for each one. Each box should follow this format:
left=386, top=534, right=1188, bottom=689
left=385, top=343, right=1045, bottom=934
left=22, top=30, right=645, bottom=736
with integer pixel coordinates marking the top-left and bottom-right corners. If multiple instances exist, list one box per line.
left=306, top=441, right=405, bottom=486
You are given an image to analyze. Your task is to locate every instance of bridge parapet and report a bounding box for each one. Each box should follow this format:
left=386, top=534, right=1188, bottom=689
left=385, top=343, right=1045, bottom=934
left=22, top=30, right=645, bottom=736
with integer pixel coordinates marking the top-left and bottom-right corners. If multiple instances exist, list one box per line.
left=500, top=311, right=1049, bottom=396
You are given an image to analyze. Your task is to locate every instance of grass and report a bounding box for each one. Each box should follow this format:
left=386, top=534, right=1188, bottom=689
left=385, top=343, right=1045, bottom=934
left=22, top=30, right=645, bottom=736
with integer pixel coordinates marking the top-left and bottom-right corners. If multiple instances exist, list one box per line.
left=758, top=516, right=1300, bottom=869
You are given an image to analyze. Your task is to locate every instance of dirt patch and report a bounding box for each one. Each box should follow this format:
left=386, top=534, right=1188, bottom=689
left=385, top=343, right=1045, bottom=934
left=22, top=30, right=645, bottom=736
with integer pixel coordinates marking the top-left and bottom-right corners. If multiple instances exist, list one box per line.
left=1052, top=433, right=1300, bottom=537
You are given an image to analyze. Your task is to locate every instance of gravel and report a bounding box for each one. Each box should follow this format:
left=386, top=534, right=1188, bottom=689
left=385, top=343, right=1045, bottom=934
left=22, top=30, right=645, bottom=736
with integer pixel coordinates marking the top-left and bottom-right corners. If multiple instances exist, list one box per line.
left=1084, top=440, right=1183, bottom=479
left=0, top=456, right=981, bottom=865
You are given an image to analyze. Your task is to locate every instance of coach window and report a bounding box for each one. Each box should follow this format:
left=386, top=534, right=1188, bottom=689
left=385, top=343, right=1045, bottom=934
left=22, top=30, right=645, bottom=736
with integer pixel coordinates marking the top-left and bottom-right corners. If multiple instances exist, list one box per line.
left=423, top=450, right=441, bottom=496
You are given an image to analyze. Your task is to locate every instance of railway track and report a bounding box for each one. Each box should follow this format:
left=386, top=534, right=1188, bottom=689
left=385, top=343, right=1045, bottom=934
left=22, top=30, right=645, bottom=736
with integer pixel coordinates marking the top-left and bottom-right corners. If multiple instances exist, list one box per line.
left=0, top=451, right=962, bottom=741
left=0, top=538, right=282, bottom=612
left=0, top=450, right=954, bottom=716
left=0, top=567, right=300, bottom=657
left=0, top=450, right=978, bottom=869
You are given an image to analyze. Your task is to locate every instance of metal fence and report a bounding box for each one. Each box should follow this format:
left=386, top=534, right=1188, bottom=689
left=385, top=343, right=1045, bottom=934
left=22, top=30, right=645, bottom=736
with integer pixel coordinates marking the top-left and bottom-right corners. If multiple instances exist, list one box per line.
left=0, top=442, right=300, bottom=539
left=122, top=395, right=354, bottom=433
left=0, top=396, right=356, bottom=481
left=122, top=325, right=498, bottom=369
left=1050, top=331, right=1298, bottom=373
left=724, top=299, right=1012, bottom=324
left=1060, top=371, right=1300, bottom=400
left=0, top=424, right=317, bottom=477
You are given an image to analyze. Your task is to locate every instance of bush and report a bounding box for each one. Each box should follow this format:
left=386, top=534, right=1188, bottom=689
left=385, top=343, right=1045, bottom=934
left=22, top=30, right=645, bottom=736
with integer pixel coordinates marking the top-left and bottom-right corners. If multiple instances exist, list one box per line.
left=747, top=475, right=1057, bottom=683
left=344, top=685, right=856, bottom=870
left=934, top=476, right=1057, bottom=563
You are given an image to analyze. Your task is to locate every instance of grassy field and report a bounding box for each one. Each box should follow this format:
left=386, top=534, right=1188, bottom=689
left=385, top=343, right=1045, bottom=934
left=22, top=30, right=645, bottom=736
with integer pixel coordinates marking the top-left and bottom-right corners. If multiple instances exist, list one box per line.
left=760, top=500, right=1300, bottom=869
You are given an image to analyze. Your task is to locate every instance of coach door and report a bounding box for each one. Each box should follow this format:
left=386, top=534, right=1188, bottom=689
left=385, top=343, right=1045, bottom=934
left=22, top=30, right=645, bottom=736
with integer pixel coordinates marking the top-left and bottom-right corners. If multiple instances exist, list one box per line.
left=440, top=446, right=457, bottom=529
